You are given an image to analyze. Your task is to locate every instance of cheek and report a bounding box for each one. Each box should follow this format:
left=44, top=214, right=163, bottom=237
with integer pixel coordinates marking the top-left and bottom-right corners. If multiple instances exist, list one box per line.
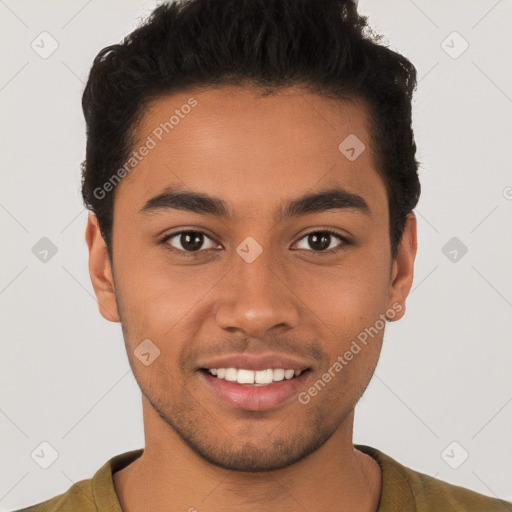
left=293, top=255, right=389, bottom=324
left=114, top=252, right=221, bottom=365
left=295, top=249, right=390, bottom=368
left=117, top=267, right=204, bottom=334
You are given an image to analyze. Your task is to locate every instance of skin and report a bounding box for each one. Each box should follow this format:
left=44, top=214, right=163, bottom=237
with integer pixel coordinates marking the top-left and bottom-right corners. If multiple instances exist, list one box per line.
left=86, top=85, right=417, bottom=511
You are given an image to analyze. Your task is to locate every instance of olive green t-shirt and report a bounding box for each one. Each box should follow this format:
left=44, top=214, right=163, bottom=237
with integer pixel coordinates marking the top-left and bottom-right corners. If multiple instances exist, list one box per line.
left=14, top=444, right=512, bottom=511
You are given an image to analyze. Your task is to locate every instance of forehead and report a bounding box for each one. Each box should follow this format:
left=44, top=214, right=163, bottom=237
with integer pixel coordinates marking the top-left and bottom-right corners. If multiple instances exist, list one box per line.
left=115, top=85, right=387, bottom=221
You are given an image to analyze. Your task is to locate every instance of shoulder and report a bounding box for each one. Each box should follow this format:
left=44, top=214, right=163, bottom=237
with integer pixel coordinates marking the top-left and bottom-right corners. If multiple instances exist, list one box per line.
left=12, top=478, right=95, bottom=512
left=12, top=448, right=144, bottom=512
left=356, top=444, right=512, bottom=511
left=400, top=461, right=512, bottom=511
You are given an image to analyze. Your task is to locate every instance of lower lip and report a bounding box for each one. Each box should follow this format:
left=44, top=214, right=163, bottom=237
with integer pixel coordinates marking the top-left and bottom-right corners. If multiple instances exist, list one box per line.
left=199, top=370, right=310, bottom=411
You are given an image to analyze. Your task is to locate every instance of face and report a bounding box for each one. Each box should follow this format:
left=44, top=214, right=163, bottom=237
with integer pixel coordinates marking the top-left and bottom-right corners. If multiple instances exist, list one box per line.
left=87, top=86, right=416, bottom=472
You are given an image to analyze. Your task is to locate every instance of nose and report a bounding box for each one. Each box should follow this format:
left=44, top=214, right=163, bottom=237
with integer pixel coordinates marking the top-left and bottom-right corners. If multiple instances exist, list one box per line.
left=214, top=244, right=300, bottom=338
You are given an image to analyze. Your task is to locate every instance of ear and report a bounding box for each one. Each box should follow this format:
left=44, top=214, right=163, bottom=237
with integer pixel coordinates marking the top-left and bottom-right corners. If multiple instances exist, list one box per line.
left=85, top=213, right=120, bottom=322
left=386, top=212, right=417, bottom=322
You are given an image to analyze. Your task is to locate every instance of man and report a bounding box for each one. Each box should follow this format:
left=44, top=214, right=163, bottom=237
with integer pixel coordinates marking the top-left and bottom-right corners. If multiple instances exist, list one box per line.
left=17, top=0, right=512, bottom=510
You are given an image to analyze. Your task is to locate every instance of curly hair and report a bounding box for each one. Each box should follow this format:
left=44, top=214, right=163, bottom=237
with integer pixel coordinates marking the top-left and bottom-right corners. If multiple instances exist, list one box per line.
left=81, top=0, right=420, bottom=261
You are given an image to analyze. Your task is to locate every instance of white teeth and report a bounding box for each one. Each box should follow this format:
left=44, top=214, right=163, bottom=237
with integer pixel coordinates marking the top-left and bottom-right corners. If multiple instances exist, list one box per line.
left=284, top=369, right=295, bottom=379
left=206, top=367, right=304, bottom=385
left=254, top=369, right=273, bottom=384
left=224, top=368, right=238, bottom=382
left=273, top=368, right=285, bottom=381
left=236, top=369, right=255, bottom=384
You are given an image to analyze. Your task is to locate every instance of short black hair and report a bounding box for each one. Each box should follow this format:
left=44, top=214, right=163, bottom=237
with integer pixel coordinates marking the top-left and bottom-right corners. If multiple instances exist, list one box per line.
left=81, top=0, right=420, bottom=261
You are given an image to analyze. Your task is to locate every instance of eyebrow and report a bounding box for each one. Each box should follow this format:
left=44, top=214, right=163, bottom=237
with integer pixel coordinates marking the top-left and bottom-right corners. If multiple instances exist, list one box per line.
left=139, top=184, right=370, bottom=222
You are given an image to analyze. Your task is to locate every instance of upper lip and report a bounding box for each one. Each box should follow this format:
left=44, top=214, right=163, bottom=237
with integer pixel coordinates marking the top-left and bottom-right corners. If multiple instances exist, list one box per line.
left=197, top=353, right=312, bottom=372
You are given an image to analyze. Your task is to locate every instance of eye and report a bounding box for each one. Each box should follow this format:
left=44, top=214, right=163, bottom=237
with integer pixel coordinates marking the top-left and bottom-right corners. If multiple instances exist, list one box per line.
left=161, top=228, right=350, bottom=256
left=162, top=230, right=220, bottom=253
left=294, top=229, right=349, bottom=253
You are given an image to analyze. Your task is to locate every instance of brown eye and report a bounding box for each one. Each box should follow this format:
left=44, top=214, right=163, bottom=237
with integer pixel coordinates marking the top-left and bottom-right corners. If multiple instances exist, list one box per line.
left=164, top=231, right=218, bottom=252
left=295, top=230, right=348, bottom=253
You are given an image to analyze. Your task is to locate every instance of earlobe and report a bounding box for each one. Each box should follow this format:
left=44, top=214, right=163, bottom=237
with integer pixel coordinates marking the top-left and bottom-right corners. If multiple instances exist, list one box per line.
left=85, top=213, right=120, bottom=323
left=386, top=212, right=417, bottom=322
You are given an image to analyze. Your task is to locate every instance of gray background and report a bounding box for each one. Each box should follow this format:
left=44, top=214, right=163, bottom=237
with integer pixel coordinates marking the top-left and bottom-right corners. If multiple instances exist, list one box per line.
left=1, top=0, right=511, bottom=509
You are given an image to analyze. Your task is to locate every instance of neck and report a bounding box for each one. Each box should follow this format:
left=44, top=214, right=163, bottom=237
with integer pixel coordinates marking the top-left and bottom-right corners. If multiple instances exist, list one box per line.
left=113, top=398, right=382, bottom=512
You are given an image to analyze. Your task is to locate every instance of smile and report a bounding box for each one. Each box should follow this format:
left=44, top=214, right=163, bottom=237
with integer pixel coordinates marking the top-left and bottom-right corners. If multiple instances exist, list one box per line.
left=205, top=367, right=305, bottom=385
left=199, top=367, right=311, bottom=411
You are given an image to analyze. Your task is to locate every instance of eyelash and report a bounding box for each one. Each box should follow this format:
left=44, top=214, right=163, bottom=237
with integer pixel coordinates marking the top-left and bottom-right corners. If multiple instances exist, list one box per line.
left=160, top=229, right=351, bottom=257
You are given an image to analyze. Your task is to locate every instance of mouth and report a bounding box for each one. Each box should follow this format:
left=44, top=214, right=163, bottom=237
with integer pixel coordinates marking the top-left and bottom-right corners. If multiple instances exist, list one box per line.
left=201, top=367, right=308, bottom=385
left=198, top=367, right=312, bottom=411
